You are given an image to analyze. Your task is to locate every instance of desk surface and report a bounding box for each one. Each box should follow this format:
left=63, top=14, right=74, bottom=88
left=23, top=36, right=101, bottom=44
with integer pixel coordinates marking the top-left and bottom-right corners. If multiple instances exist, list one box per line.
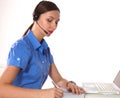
left=85, top=94, right=120, bottom=98
left=63, top=93, right=84, bottom=98
left=63, top=93, right=120, bottom=98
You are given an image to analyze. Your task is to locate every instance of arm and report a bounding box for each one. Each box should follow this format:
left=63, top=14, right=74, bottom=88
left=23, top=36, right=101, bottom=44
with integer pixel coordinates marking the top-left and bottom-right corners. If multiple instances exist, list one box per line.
left=0, top=66, right=63, bottom=98
left=49, top=63, right=68, bottom=88
left=0, top=66, right=40, bottom=98
left=49, top=64, right=85, bottom=94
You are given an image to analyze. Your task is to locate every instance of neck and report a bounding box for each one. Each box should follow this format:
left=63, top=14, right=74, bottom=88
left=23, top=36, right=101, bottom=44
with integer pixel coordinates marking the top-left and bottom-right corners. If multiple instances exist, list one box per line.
left=31, top=22, right=44, bottom=42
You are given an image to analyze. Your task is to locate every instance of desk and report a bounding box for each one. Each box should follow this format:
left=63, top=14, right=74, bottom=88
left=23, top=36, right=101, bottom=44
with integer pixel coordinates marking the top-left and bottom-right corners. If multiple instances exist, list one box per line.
left=63, top=93, right=84, bottom=98
left=63, top=93, right=120, bottom=98
left=85, top=94, right=120, bottom=98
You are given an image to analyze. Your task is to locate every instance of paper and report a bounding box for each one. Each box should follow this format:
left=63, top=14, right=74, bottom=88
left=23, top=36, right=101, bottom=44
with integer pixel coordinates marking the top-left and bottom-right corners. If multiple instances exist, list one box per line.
left=63, top=92, right=85, bottom=98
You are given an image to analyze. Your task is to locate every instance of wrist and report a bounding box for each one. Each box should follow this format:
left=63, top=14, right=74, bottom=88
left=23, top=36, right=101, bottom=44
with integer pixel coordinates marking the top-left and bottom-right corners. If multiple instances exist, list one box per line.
left=66, top=81, right=76, bottom=87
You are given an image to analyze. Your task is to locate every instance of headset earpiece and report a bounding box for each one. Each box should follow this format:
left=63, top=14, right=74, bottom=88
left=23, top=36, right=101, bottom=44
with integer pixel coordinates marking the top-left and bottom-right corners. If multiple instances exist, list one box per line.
left=33, top=14, right=39, bottom=21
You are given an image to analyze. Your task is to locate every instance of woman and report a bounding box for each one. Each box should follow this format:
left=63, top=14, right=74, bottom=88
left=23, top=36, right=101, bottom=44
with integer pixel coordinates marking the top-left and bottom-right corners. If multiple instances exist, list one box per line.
left=0, top=1, right=85, bottom=98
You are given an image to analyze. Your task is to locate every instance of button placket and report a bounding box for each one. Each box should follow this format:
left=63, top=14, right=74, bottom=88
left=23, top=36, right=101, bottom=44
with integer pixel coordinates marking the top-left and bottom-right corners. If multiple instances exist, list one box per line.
left=38, top=47, right=45, bottom=64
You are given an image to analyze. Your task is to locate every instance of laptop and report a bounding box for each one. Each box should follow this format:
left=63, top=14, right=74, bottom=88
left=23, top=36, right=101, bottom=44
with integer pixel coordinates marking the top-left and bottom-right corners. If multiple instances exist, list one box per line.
left=82, top=70, right=120, bottom=94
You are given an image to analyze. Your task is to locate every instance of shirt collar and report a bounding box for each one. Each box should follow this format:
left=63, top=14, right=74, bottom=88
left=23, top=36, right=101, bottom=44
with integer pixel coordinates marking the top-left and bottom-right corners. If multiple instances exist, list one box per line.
left=26, top=30, right=48, bottom=50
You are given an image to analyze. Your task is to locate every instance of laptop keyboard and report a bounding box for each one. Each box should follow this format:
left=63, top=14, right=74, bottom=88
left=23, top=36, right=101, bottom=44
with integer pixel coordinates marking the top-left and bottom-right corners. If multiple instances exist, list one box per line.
left=95, top=83, right=118, bottom=92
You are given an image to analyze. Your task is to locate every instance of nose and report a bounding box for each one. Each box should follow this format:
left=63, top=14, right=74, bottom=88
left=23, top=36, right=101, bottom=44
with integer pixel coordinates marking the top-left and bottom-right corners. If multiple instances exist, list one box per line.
left=51, top=22, right=57, bottom=31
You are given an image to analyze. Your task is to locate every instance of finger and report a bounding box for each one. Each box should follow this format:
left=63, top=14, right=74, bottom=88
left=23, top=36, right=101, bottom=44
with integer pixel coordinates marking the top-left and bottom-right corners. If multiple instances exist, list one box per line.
left=79, top=87, right=86, bottom=94
left=71, top=86, right=81, bottom=94
left=72, top=86, right=85, bottom=95
left=75, top=86, right=81, bottom=94
left=70, top=85, right=76, bottom=94
left=55, top=92, right=63, bottom=98
left=55, top=88, right=63, bottom=98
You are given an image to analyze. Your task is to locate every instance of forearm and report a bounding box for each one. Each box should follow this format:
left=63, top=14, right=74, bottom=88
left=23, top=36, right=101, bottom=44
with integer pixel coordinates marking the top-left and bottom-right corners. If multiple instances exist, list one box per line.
left=56, top=78, right=68, bottom=88
left=49, top=64, right=69, bottom=88
left=49, top=64, right=85, bottom=94
left=0, top=84, right=40, bottom=98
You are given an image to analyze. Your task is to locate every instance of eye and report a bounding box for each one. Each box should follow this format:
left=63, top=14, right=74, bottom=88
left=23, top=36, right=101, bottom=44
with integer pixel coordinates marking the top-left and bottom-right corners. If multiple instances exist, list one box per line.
left=47, top=18, right=53, bottom=22
left=55, top=21, right=59, bottom=25
left=55, top=20, right=60, bottom=25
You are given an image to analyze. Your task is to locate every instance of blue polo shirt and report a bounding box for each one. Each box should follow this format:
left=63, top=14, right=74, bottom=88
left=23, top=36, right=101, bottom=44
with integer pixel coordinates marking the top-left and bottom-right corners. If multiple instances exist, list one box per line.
left=7, top=30, right=54, bottom=89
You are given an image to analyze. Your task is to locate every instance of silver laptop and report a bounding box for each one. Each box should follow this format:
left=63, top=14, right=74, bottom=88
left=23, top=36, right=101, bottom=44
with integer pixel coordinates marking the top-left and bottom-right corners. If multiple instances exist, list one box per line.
left=82, top=70, right=120, bottom=94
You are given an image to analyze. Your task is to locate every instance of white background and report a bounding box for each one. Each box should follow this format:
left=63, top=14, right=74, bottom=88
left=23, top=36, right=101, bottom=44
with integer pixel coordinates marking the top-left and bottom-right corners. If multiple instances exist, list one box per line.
left=0, top=0, right=120, bottom=88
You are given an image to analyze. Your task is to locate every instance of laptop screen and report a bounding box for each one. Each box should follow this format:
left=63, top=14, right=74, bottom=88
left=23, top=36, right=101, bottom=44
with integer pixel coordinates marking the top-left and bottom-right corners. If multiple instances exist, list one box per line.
left=113, top=70, right=120, bottom=88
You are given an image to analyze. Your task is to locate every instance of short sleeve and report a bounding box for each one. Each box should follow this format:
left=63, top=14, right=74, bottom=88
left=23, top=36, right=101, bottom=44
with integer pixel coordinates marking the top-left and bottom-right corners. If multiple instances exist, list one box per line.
left=7, top=40, right=31, bottom=71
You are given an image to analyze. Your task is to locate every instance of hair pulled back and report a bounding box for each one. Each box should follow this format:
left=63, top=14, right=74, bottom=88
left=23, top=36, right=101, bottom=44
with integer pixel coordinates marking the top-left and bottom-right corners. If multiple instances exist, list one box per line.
left=23, top=0, right=60, bottom=36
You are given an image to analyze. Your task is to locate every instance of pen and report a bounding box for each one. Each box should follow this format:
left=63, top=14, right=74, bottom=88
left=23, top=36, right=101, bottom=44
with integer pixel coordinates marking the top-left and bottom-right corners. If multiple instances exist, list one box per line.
left=52, top=81, right=59, bottom=88
left=52, top=81, right=68, bottom=93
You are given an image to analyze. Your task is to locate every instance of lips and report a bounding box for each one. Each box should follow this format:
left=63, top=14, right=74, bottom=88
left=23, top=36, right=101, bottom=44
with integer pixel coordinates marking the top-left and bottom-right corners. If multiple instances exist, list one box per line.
left=48, top=30, right=53, bottom=34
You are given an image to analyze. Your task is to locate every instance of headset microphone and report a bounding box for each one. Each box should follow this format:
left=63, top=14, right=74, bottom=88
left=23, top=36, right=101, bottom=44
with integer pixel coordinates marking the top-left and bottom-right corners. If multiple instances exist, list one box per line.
left=36, top=21, right=48, bottom=34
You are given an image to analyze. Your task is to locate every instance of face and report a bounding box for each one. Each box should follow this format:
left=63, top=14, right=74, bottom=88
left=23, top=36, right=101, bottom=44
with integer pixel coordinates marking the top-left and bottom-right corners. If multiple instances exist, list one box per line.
left=37, top=10, right=60, bottom=36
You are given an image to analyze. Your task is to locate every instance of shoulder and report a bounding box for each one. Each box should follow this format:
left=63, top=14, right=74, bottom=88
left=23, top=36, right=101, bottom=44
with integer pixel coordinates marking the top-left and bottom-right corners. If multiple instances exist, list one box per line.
left=11, top=37, right=31, bottom=50
left=9, top=37, right=32, bottom=57
left=7, top=38, right=32, bottom=68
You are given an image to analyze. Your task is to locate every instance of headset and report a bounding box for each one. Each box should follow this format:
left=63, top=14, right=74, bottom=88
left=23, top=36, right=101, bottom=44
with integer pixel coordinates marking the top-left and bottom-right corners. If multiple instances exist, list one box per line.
left=33, top=14, right=39, bottom=21
left=33, top=14, right=48, bottom=34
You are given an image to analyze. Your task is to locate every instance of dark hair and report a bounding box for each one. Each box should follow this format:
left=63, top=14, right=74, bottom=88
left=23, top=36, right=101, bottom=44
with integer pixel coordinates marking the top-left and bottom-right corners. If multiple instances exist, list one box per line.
left=23, top=0, right=60, bottom=36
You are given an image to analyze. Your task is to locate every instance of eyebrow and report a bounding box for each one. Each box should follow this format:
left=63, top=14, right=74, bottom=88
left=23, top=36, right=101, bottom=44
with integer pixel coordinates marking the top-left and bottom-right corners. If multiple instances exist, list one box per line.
left=48, top=16, right=60, bottom=21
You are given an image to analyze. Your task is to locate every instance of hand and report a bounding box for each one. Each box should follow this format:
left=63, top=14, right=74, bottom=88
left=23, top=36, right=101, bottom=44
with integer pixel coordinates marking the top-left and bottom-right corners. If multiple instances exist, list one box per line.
left=38, top=88, right=63, bottom=98
left=66, top=82, right=85, bottom=95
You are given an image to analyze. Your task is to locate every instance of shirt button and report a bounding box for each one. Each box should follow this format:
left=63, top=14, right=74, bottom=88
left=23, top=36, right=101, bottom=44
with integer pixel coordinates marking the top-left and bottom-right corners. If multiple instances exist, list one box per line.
left=17, top=58, right=20, bottom=61
left=42, top=61, right=44, bottom=64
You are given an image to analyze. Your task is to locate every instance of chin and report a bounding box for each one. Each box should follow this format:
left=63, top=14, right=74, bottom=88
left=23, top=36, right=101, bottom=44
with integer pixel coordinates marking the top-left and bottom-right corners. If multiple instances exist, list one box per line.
left=46, top=34, right=51, bottom=37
